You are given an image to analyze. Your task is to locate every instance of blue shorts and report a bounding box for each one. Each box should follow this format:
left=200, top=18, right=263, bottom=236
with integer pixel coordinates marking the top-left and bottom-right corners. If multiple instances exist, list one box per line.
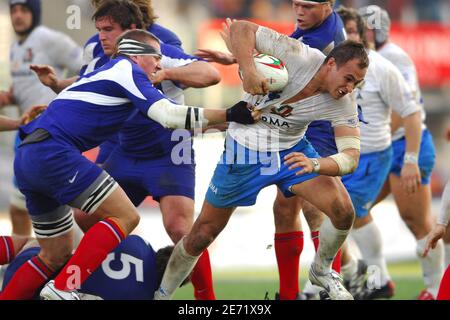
left=12, top=132, right=22, bottom=188
left=205, top=136, right=320, bottom=208
left=14, top=137, right=103, bottom=216
left=390, top=129, right=435, bottom=185
left=305, top=121, right=337, bottom=157
left=342, top=146, right=393, bottom=218
left=102, top=147, right=195, bottom=205
left=95, top=135, right=119, bottom=165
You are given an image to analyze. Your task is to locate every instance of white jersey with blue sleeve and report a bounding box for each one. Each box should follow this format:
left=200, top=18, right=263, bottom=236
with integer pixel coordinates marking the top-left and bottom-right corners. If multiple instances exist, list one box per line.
left=356, top=50, right=420, bottom=154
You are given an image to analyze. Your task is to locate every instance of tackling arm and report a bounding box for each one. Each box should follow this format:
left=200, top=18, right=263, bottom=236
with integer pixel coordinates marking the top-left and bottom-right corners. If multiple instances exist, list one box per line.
left=152, top=61, right=221, bottom=88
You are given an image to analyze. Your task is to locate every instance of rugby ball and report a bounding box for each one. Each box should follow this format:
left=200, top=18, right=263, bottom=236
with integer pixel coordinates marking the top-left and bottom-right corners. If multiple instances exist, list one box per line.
left=240, top=53, right=288, bottom=92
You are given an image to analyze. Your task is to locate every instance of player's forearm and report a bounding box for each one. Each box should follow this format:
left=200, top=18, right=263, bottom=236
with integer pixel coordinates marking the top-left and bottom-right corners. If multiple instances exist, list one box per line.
left=51, top=76, right=78, bottom=94
left=230, top=21, right=258, bottom=76
left=0, top=116, right=20, bottom=131
left=147, top=100, right=254, bottom=130
left=318, top=149, right=360, bottom=176
left=163, top=62, right=221, bottom=88
left=403, top=111, right=422, bottom=156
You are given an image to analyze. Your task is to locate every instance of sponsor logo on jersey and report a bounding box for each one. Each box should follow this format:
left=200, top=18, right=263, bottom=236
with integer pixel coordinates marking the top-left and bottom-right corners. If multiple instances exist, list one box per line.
left=261, top=115, right=290, bottom=128
left=270, top=105, right=293, bottom=118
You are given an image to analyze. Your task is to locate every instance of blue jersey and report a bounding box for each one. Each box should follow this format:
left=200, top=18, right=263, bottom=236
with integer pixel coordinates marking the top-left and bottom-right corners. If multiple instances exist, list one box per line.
left=291, top=12, right=347, bottom=156
left=80, top=235, right=158, bottom=300
left=19, top=56, right=166, bottom=153
left=80, top=23, right=182, bottom=77
left=119, top=44, right=200, bottom=159
left=2, top=236, right=159, bottom=300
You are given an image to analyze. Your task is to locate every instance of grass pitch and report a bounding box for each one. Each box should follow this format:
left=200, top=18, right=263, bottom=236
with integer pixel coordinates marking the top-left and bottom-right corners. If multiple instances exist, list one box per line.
left=173, top=260, right=425, bottom=300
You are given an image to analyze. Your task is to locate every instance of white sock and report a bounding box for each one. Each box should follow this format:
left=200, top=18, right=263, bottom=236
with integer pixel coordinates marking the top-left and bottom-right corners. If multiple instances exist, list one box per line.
left=341, top=254, right=358, bottom=282
left=416, top=237, right=444, bottom=297
left=351, top=221, right=391, bottom=286
left=154, top=239, right=200, bottom=300
left=313, top=217, right=350, bottom=274
left=444, top=243, right=450, bottom=267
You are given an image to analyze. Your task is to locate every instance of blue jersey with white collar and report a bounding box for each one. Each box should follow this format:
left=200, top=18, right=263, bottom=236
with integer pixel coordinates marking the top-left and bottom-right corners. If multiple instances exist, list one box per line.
left=290, top=11, right=347, bottom=156
left=20, top=56, right=167, bottom=152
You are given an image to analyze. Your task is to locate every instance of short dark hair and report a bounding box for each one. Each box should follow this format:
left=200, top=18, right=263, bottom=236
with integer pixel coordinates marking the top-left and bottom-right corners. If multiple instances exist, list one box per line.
left=336, top=6, right=368, bottom=48
left=155, top=246, right=191, bottom=289
left=93, top=0, right=144, bottom=30
left=324, top=40, right=369, bottom=69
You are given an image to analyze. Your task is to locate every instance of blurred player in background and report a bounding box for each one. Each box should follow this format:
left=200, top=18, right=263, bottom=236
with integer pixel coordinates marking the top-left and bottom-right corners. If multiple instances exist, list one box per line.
left=355, top=5, right=445, bottom=300
left=336, top=6, right=424, bottom=299
left=0, top=0, right=82, bottom=237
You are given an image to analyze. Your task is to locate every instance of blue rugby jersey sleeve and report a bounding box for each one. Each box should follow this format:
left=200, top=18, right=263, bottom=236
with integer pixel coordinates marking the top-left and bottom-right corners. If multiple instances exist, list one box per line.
left=149, top=23, right=183, bottom=48
left=161, top=43, right=200, bottom=69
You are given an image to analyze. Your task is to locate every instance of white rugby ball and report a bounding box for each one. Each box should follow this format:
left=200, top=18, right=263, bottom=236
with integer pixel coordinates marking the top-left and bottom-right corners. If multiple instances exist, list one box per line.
left=240, top=53, right=289, bottom=92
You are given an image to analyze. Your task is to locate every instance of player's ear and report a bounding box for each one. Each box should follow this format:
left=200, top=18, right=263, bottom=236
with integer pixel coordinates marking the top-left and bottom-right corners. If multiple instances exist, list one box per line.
left=326, top=57, right=336, bottom=69
left=128, top=55, right=139, bottom=64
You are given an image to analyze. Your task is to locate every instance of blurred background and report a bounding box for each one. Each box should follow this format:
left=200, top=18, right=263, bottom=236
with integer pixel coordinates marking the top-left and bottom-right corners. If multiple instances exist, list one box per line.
left=0, top=0, right=449, bottom=298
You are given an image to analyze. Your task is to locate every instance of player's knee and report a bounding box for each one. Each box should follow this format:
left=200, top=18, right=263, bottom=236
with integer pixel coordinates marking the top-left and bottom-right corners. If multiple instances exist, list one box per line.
left=273, top=198, right=298, bottom=225
left=165, top=224, right=189, bottom=243
left=40, top=245, right=73, bottom=271
left=331, top=198, right=355, bottom=229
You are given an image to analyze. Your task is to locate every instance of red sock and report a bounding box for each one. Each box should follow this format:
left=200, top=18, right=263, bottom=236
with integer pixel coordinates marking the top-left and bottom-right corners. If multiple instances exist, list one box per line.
left=0, top=236, right=15, bottom=265
left=54, top=218, right=125, bottom=291
left=275, top=231, right=304, bottom=300
left=437, top=265, right=450, bottom=300
left=191, top=249, right=216, bottom=300
left=332, top=249, right=342, bottom=273
left=311, top=231, right=319, bottom=252
left=0, top=256, right=53, bottom=300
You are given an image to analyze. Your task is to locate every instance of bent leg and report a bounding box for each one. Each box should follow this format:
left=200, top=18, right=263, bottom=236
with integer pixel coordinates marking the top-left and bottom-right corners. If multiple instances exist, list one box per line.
left=390, top=174, right=444, bottom=297
left=160, top=195, right=216, bottom=300
left=291, top=176, right=354, bottom=274
left=156, top=201, right=235, bottom=300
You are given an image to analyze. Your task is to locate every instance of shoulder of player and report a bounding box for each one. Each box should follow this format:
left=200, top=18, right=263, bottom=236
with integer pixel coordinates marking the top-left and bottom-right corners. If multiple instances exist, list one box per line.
left=379, top=43, right=413, bottom=66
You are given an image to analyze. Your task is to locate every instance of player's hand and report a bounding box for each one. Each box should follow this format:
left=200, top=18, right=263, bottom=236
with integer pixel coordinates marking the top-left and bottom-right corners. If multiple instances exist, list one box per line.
left=22, top=105, right=47, bottom=125
left=0, top=88, right=14, bottom=107
left=423, top=224, right=446, bottom=257
left=400, top=163, right=421, bottom=194
left=241, top=70, right=269, bottom=96
left=284, top=152, right=314, bottom=175
left=220, top=17, right=236, bottom=53
left=149, top=69, right=166, bottom=86
left=194, top=49, right=236, bottom=65
left=30, top=64, right=59, bottom=89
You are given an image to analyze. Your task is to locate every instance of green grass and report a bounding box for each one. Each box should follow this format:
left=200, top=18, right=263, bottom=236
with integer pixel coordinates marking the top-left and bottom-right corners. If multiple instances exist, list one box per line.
left=173, top=260, right=425, bottom=300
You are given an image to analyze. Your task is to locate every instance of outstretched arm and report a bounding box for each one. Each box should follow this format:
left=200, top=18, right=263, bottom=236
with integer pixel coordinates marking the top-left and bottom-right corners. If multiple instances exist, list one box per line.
left=150, top=61, right=221, bottom=88
left=30, top=64, right=77, bottom=94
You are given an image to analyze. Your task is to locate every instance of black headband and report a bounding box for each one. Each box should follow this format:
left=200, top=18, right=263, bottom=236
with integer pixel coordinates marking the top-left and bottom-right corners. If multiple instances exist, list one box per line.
left=117, top=39, right=162, bottom=58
